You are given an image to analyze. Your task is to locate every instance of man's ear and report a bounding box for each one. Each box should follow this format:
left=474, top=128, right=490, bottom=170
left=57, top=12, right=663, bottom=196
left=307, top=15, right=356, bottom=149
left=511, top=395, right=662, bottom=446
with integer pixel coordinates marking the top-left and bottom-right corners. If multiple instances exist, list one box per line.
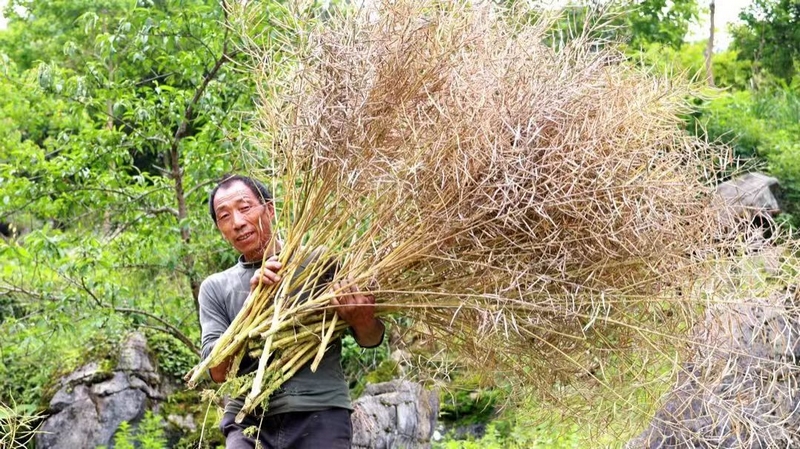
left=264, top=201, right=276, bottom=220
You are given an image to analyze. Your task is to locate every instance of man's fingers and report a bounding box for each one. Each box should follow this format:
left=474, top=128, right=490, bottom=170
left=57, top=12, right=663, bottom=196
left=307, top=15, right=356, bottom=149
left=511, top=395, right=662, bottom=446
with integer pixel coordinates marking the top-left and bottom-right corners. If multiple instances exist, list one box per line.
left=332, top=278, right=376, bottom=308
left=264, top=260, right=282, bottom=269
left=263, top=261, right=282, bottom=276
left=261, top=269, right=280, bottom=284
left=249, top=266, right=282, bottom=290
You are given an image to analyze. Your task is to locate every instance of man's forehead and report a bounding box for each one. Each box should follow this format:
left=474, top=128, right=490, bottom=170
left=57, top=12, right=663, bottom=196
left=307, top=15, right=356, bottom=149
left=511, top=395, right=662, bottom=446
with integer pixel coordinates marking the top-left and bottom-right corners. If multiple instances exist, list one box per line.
left=214, top=182, right=258, bottom=209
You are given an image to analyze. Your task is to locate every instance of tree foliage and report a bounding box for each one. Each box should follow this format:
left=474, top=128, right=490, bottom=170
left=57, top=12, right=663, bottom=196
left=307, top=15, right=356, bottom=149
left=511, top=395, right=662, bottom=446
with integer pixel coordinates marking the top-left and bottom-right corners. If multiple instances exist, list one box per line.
left=692, top=89, right=800, bottom=224
left=1, top=0, right=799, bottom=445
left=621, top=0, right=699, bottom=49
left=0, top=0, right=264, bottom=408
left=528, top=0, right=699, bottom=50
left=732, top=0, right=800, bottom=82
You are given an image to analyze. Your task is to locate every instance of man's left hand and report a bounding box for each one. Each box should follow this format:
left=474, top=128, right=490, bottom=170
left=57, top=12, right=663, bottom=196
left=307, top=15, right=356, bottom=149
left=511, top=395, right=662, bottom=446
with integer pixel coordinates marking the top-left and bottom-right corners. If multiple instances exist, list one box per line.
left=331, top=278, right=384, bottom=348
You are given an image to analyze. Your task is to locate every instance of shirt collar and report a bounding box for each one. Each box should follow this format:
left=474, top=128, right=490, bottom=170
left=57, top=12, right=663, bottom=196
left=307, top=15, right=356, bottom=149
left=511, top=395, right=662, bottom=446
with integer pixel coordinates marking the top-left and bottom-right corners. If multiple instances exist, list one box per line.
left=238, top=254, right=263, bottom=269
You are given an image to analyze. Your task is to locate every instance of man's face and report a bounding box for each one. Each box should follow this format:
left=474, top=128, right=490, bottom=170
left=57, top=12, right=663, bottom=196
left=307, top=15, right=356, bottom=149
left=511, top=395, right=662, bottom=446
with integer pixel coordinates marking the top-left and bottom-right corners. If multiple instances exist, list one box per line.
left=213, top=180, right=275, bottom=261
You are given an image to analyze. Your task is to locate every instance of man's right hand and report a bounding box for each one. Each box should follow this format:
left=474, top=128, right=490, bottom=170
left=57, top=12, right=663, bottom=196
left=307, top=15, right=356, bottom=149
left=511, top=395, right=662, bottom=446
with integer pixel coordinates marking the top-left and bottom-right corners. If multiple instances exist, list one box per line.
left=249, top=254, right=282, bottom=292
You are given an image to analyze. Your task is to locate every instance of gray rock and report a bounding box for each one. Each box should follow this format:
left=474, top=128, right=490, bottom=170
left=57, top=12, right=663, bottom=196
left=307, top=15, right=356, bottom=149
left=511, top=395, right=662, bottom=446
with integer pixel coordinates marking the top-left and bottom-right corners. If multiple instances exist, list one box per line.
left=352, top=380, right=439, bottom=449
left=714, top=172, right=782, bottom=251
left=396, top=402, right=417, bottom=435
left=130, top=374, right=165, bottom=399
left=117, top=332, right=156, bottom=374
left=91, top=372, right=131, bottom=397
left=167, top=413, right=197, bottom=433
left=629, top=288, right=800, bottom=448
left=38, top=390, right=103, bottom=449
left=96, top=389, right=148, bottom=444
left=36, top=332, right=165, bottom=449
left=716, top=173, right=781, bottom=221
left=50, top=384, right=91, bottom=413
left=58, top=362, right=110, bottom=388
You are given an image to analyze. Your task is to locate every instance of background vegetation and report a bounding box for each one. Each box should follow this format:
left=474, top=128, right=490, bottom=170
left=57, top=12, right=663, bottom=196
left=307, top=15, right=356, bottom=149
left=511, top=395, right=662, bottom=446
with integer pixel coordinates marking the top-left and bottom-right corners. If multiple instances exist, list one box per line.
left=1, top=0, right=798, bottom=446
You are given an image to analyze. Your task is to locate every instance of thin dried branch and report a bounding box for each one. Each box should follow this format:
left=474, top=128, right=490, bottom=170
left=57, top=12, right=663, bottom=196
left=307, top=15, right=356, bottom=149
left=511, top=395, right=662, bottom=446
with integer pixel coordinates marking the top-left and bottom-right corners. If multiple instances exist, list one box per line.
left=187, top=0, right=800, bottom=441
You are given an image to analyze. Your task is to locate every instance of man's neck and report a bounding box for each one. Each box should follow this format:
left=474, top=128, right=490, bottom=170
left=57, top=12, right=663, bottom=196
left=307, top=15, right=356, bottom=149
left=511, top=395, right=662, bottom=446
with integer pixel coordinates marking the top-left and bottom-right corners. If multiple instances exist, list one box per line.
left=243, top=241, right=282, bottom=263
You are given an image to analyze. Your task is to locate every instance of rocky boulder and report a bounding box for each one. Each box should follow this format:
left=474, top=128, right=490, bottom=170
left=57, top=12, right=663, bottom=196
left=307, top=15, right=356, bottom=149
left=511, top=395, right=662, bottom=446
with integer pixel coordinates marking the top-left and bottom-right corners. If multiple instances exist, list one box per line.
left=715, top=172, right=782, bottom=245
left=36, top=332, right=166, bottom=449
left=351, top=380, right=439, bottom=449
left=628, top=287, right=800, bottom=448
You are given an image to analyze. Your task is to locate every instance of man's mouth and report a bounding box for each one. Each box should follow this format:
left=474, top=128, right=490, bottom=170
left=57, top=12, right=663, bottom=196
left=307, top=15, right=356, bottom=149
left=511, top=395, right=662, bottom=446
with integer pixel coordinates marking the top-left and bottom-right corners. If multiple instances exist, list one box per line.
left=236, top=232, right=254, bottom=242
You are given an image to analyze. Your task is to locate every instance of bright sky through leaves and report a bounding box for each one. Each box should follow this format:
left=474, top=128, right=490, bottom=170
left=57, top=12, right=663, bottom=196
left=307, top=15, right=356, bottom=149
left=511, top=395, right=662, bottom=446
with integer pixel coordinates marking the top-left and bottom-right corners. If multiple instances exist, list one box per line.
left=688, top=0, right=754, bottom=49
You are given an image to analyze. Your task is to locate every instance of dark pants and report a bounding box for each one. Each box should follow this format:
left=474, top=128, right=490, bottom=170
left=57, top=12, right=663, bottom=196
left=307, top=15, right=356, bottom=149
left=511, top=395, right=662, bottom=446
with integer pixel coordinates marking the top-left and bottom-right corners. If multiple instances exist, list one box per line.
left=221, top=408, right=352, bottom=449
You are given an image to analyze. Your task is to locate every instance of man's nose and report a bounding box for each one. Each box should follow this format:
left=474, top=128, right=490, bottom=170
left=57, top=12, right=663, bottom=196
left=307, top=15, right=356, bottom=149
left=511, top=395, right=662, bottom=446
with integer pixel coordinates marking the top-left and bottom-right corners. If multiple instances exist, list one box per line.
left=232, top=211, right=247, bottom=229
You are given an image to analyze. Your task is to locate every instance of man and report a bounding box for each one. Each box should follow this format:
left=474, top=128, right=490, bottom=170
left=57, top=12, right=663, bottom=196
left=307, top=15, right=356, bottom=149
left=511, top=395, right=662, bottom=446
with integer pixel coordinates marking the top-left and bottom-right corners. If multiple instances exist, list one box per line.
left=199, top=174, right=385, bottom=449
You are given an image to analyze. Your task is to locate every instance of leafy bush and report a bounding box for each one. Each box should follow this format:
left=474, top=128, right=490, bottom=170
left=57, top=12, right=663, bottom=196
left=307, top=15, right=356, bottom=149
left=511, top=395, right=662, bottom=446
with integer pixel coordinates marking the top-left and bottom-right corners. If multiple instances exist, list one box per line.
left=137, top=411, right=168, bottom=449
left=0, top=254, right=128, bottom=408
left=691, top=88, right=800, bottom=227
left=340, top=333, right=391, bottom=396
left=146, top=331, right=199, bottom=381
left=636, top=42, right=752, bottom=90
left=111, top=421, right=136, bottom=449
left=435, top=420, right=581, bottom=449
left=98, top=411, right=167, bottom=449
left=439, top=385, right=503, bottom=426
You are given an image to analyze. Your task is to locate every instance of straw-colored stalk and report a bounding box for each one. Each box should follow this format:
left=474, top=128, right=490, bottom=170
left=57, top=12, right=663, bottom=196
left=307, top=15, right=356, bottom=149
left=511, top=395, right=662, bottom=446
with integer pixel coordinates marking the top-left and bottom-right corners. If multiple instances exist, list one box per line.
left=0, top=401, right=40, bottom=449
left=186, top=0, right=747, bottom=427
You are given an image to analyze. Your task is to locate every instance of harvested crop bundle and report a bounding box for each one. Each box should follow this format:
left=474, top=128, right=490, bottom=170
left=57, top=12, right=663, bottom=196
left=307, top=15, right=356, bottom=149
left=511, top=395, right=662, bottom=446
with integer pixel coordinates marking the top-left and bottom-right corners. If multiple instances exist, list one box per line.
left=187, top=0, right=735, bottom=425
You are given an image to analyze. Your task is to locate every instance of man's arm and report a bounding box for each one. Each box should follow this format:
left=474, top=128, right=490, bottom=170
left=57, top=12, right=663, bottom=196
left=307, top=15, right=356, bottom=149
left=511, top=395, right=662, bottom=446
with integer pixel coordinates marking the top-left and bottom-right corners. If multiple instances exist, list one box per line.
left=203, top=257, right=284, bottom=383
left=350, top=316, right=385, bottom=348
left=331, top=279, right=385, bottom=348
left=198, top=278, right=233, bottom=383
left=209, top=357, right=233, bottom=383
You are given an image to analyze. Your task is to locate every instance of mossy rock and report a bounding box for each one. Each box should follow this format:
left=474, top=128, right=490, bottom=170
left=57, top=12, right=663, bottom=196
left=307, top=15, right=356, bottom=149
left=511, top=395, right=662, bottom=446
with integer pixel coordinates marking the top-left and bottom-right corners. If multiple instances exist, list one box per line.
left=163, top=390, right=226, bottom=449
left=352, top=359, right=399, bottom=398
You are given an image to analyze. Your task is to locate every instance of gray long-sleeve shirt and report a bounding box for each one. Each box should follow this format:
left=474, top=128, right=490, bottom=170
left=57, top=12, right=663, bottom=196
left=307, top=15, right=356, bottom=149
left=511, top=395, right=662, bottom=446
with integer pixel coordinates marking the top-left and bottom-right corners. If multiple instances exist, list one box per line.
left=198, top=254, right=351, bottom=418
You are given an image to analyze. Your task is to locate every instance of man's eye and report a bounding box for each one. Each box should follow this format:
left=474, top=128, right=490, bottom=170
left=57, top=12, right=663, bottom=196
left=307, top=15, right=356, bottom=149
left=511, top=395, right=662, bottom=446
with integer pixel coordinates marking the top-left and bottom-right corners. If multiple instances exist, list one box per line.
left=240, top=206, right=251, bottom=212
left=219, top=213, right=230, bottom=220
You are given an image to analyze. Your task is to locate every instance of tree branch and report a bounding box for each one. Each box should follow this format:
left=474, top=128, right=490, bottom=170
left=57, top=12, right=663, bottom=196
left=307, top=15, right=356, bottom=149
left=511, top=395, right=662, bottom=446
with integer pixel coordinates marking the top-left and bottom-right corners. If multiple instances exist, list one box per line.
left=2, top=278, right=199, bottom=355
left=167, top=4, right=236, bottom=316
left=145, top=206, right=180, bottom=218
left=168, top=45, right=235, bottom=246
left=115, top=307, right=200, bottom=356
left=79, top=276, right=103, bottom=307
left=170, top=50, right=235, bottom=148
left=185, top=179, right=215, bottom=199
left=67, top=275, right=201, bottom=355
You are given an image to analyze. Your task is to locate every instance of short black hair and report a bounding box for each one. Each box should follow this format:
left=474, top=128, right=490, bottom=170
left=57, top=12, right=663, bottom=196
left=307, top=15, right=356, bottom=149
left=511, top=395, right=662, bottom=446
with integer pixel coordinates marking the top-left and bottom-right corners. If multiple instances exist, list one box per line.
left=208, top=174, right=273, bottom=223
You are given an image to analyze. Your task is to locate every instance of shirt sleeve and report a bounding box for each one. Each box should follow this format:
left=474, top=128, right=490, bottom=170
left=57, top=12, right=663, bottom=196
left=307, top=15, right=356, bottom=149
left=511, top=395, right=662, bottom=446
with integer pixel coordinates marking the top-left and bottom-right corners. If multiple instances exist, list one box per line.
left=198, top=277, right=230, bottom=361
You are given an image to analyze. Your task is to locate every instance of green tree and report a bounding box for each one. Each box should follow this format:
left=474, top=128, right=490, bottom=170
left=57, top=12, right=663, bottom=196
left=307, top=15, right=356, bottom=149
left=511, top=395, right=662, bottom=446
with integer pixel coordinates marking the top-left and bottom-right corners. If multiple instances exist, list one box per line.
left=529, top=0, right=699, bottom=51
left=1, top=0, right=254, bottom=311
left=622, top=0, right=700, bottom=49
left=0, top=0, right=277, bottom=408
left=731, top=0, right=800, bottom=82
left=636, top=41, right=753, bottom=90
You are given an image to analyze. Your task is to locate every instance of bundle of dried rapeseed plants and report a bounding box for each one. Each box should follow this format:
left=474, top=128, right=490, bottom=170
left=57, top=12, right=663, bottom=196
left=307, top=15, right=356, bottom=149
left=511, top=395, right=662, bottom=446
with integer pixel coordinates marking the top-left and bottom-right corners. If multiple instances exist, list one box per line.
left=187, top=0, right=737, bottom=424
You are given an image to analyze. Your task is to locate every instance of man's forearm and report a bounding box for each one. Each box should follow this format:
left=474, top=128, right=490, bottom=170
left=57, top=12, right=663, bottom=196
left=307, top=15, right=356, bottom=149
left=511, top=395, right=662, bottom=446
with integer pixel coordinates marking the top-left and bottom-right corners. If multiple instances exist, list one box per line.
left=209, top=355, right=233, bottom=383
left=352, top=318, right=385, bottom=348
